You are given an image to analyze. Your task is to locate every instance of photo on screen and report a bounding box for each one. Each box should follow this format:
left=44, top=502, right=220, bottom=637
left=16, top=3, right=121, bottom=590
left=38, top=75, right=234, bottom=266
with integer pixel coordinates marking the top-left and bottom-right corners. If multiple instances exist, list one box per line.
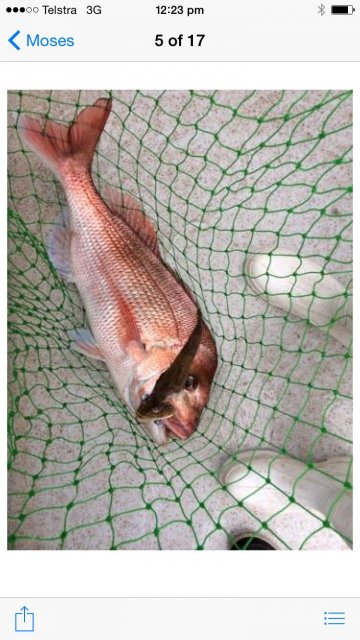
left=7, top=90, right=352, bottom=550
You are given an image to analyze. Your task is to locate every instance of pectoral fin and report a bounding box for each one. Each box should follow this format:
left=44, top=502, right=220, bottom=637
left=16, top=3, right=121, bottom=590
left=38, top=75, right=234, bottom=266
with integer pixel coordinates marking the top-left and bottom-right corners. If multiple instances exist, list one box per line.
left=68, top=327, right=105, bottom=361
left=47, top=208, right=74, bottom=281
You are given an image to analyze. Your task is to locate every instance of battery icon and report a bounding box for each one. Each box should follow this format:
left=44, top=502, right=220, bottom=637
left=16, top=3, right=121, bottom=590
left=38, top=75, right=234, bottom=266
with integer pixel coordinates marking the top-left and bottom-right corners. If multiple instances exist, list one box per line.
left=331, top=5, right=355, bottom=13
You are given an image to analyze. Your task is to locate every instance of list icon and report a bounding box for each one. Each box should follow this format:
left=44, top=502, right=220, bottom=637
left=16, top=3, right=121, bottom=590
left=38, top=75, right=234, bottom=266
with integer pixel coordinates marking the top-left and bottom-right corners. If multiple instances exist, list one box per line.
left=324, top=610, right=346, bottom=625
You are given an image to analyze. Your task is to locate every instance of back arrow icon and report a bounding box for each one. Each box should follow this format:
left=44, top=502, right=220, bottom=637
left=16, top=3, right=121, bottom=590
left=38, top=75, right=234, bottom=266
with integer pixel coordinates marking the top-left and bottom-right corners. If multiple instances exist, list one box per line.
left=8, top=30, right=21, bottom=50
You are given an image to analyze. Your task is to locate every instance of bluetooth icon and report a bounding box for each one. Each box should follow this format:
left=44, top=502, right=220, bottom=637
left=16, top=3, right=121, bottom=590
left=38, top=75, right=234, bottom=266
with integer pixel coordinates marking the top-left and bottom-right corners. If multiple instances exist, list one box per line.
left=318, top=3, right=326, bottom=14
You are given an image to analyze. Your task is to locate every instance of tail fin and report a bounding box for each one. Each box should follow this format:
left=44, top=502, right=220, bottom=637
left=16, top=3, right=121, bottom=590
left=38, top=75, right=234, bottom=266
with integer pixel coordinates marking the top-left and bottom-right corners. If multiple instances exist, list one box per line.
left=18, top=97, right=112, bottom=177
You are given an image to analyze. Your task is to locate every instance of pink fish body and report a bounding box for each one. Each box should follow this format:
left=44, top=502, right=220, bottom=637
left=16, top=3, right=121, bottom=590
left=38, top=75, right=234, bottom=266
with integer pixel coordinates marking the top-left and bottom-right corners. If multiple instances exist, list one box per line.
left=19, top=98, right=217, bottom=445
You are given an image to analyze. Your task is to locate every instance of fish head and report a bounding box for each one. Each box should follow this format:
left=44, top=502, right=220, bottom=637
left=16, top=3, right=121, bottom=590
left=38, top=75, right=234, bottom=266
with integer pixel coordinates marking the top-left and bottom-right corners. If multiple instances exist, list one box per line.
left=136, top=322, right=218, bottom=441
left=160, top=352, right=217, bottom=439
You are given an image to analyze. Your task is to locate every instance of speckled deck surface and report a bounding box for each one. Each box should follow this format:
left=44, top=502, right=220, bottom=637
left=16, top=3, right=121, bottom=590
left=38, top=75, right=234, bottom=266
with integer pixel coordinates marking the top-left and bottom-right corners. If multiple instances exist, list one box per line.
left=8, top=90, right=352, bottom=550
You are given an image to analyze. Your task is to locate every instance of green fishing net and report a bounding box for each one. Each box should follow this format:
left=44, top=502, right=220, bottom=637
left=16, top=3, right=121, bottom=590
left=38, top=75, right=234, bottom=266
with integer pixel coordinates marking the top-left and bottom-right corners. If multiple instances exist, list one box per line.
left=8, top=90, right=352, bottom=550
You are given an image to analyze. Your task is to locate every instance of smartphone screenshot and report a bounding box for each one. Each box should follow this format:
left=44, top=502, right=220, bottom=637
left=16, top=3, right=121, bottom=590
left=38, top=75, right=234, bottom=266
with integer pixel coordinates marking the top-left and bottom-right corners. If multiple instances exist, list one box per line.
left=2, top=1, right=357, bottom=638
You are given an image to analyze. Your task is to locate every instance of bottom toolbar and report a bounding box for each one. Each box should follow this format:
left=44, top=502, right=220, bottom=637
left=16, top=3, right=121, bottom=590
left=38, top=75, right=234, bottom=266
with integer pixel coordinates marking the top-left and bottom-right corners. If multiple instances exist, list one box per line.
left=1, top=598, right=358, bottom=639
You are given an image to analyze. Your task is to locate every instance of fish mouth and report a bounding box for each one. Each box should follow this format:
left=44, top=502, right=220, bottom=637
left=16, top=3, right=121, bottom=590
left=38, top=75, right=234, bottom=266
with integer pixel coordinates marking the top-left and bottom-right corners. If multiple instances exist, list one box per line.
left=158, top=416, right=195, bottom=440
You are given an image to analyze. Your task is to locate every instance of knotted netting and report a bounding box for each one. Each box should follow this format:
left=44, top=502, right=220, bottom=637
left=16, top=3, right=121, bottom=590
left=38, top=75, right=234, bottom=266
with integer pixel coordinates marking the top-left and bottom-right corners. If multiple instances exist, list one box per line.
left=8, top=90, right=352, bottom=550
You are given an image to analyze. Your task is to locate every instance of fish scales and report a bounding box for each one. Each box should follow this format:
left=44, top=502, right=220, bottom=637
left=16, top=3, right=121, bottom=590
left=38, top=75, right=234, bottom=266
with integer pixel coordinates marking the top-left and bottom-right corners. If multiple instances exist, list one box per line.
left=64, top=172, right=196, bottom=347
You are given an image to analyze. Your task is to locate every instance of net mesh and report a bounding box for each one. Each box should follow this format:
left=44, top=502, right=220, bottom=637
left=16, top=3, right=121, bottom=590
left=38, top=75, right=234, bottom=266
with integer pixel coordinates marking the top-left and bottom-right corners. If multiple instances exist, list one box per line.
left=8, top=90, right=352, bottom=550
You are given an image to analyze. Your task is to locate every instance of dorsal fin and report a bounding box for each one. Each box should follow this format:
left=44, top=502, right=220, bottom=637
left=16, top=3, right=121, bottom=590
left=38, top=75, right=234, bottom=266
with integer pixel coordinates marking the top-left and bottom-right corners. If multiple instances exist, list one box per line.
left=104, top=185, right=161, bottom=258
left=104, top=185, right=198, bottom=307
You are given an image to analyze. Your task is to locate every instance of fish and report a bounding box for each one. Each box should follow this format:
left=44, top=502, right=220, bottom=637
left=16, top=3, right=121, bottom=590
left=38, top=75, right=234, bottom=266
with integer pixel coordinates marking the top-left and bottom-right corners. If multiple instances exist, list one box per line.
left=19, top=97, right=218, bottom=445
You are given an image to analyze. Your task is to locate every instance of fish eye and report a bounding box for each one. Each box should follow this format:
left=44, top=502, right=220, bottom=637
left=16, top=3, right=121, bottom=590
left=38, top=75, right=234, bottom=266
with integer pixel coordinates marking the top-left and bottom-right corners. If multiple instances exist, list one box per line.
left=184, top=375, right=197, bottom=391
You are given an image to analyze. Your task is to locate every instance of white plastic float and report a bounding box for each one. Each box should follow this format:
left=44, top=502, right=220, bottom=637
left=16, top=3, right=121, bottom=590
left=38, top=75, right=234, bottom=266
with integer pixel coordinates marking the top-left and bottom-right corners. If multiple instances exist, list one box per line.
left=219, top=449, right=352, bottom=549
left=244, top=254, right=352, bottom=348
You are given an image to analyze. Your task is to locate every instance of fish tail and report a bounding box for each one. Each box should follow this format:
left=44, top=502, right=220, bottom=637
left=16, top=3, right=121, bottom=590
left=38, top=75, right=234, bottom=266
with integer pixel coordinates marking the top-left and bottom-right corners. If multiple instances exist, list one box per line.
left=18, top=97, right=112, bottom=178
